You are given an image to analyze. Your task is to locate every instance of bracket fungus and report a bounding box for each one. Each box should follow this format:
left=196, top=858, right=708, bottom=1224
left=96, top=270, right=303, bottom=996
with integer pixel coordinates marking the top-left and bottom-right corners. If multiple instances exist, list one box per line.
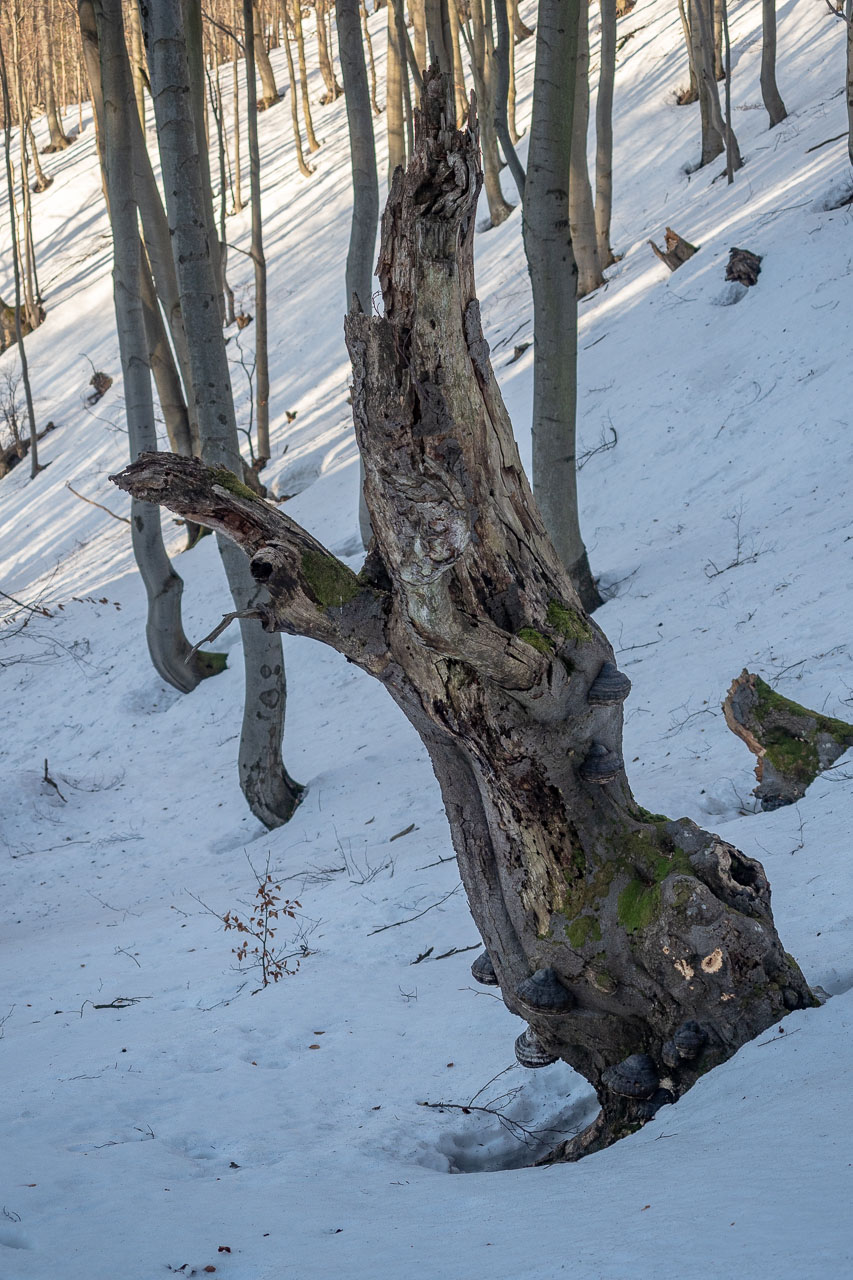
left=514, top=1026, right=559, bottom=1069
left=579, top=743, right=624, bottom=784
left=587, top=661, right=632, bottom=706
left=471, top=950, right=499, bottom=986
left=601, top=1053, right=659, bottom=1100
left=516, top=967, right=575, bottom=1015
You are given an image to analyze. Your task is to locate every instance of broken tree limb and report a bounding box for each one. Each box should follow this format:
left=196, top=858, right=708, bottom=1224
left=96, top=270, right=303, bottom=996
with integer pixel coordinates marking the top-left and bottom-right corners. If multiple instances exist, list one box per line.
left=723, top=670, right=853, bottom=809
left=648, top=227, right=698, bottom=271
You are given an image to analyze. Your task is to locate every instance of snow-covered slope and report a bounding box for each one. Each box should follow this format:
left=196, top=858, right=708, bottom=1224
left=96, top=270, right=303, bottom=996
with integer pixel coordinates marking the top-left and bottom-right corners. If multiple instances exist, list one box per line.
left=1, top=2, right=852, bottom=1276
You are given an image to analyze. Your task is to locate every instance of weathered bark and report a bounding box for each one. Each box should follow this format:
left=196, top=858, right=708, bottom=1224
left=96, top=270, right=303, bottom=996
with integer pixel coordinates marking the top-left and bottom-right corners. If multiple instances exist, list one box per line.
left=725, top=246, right=761, bottom=285
left=386, top=1, right=406, bottom=181
left=337, top=0, right=379, bottom=546
left=144, top=0, right=302, bottom=826
left=570, top=0, right=604, bottom=295
left=316, top=0, right=343, bottom=100
left=594, top=0, right=616, bottom=268
left=724, top=672, right=853, bottom=811
left=522, top=0, right=600, bottom=611
left=114, top=73, right=813, bottom=1159
left=494, top=0, right=525, bottom=200
left=38, top=0, right=72, bottom=149
left=243, top=0, right=271, bottom=466
left=760, top=0, right=786, bottom=127
left=0, top=29, right=40, bottom=478
left=648, top=226, right=697, bottom=271
left=93, top=0, right=221, bottom=690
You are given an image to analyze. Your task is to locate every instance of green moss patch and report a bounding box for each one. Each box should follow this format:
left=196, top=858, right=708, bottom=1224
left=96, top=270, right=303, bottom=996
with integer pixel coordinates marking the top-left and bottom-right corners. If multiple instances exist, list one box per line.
left=210, top=467, right=261, bottom=502
left=546, top=599, right=592, bottom=644
left=301, top=549, right=361, bottom=609
left=518, top=627, right=555, bottom=655
left=617, top=878, right=661, bottom=933
left=566, top=914, right=601, bottom=948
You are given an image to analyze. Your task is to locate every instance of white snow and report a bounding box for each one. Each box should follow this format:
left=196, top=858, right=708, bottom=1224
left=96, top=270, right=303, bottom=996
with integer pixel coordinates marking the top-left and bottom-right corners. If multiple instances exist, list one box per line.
left=1, top=2, right=852, bottom=1276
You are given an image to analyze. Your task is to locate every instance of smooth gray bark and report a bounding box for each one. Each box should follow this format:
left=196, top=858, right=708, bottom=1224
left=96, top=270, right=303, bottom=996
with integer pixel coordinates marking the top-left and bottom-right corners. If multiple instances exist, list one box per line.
left=594, top=0, right=616, bottom=268
left=466, top=0, right=514, bottom=227
left=181, top=0, right=226, bottom=320
left=0, top=28, right=39, bottom=478
left=243, top=0, right=271, bottom=467
left=848, top=0, right=853, bottom=170
left=522, top=0, right=600, bottom=611
left=144, top=0, right=302, bottom=825
left=139, top=246, right=194, bottom=459
left=494, top=0, right=525, bottom=199
left=689, top=0, right=723, bottom=165
left=38, top=0, right=72, bottom=149
left=760, top=0, right=787, bottom=127
left=694, top=0, right=741, bottom=173
left=93, top=0, right=218, bottom=691
left=570, top=0, right=604, bottom=295
left=337, top=0, right=379, bottom=549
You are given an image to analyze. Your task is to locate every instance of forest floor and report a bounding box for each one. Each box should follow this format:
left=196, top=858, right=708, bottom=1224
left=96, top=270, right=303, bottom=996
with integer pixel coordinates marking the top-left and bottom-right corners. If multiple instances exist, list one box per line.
left=1, top=1, right=852, bottom=1276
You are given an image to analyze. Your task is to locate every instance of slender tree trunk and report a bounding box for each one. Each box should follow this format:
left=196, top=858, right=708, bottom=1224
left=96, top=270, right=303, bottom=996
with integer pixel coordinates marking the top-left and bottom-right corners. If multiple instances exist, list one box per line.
left=231, top=0, right=245, bottom=212
left=11, top=25, right=40, bottom=330
left=26, top=119, right=52, bottom=192
left=447, top=0, right=468, bottom=127
left=594, top=0, right=616, bottom=268
left=689, top=0, right=723, bottom=166
left=0, top=30, right=40, bottom=479
left=292, top=0, right=321, bottom=151
left=760, top=0, right=787, bottom=127
left=139, top=244, right=195, bottom=459
left=494, top=0, right=525, bottom=199
left=410, top=0, right=427, bottom=69
left=393, top=0, right=415, bottom=157
left=117, top=72, right=813, bottom=1162
left=466, top=0, right=514, bottom=227
left=386, top=1, right=406, bottom=181
left=316, top=0, right=343, bottom=100
left=511, top=0, right=533, bottom=40
left=570, top=0, right=604, bottom=295
left=713, top=0, right=723, bottom=79
left=252, top=0, right=281, bottom=107
left=37, top=0, right=72, bottom=149
left=507, top=2, right=519, bottom=143
left=93, top=0, right=220, bottom=690
left=243, top=0, right=271, bottom=467
left=676, top=0, right=699, bottom=103
left=361, top=0, right=381, bottom=114
left=143, top=0, right=301, bottom=826
left=848, top=0, right=853, bottom=171
left=693, top=0, right=741, bottom=171
left=182, top=0, right=226, bottom=319
left=206, top=61, right=237, bottom=326
left=523, top=0, right=600, bottom=611
left=337, top=0, right=379, bottom=548
left=127, top=0, right=146, bottom=129
left=281, top=7, right=314, bottom=177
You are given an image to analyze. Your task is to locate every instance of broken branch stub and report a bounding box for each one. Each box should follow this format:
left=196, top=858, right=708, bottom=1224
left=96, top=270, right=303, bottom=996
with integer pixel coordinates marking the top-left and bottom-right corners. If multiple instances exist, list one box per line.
left=112, top=69, right=813, bottom=1162
left=724, top=670, right=853, bottom=809
left=648, top=227, right=698, bottom=271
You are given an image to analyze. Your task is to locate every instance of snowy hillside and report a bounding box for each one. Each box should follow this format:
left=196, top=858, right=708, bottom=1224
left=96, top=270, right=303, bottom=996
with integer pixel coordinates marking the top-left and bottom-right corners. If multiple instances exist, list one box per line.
left=1, top=1, right=852, bottom=1277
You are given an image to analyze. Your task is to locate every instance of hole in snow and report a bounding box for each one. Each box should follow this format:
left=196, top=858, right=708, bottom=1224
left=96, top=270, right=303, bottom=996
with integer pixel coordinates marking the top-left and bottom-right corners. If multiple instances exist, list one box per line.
left=814, top=177, right=853, bottom=212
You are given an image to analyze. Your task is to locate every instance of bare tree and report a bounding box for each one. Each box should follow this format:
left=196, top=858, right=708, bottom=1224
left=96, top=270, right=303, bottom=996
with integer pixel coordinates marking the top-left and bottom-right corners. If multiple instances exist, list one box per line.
left=143, top=0, right=302, bottom=825
left=570, top=0, right=604, bottom=295
left=337, top=0, right=378, bottom=549
left=0, top=27, right=40, bottom=479
left=243, top=0, right=271, bottom=467
left=37, top=0, right=72, bottom=149
left=316, top=0, right=342, bottom=101
left=90, top=0, right=222, bottom=690
left=494, top=0, right=525, bottom=199
left=386, top=0, right=406, bottom=181
left=594, top=0, right=617, bottom=268
left=291, top=0, right=321, bottom=152
left=116, top=72, right=813, bottom=1161
left=760, top=0, right=787, bottom=127
left=522, top=0, right=600, bottom=611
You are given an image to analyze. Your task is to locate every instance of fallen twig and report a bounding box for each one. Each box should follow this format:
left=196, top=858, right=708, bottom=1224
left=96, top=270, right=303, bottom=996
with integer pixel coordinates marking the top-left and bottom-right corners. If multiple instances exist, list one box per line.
left=65, top=481, right=131, bottom=525
left=369, top=885, right=461, bottom=935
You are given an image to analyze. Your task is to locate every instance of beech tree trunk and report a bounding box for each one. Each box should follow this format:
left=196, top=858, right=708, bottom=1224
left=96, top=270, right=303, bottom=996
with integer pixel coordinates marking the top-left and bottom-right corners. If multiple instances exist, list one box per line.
left=114, top=71, right=813, bottom=1160
left=38, top=0, right=72, bottom=149
left=494, top=0, right=525, bottom=200
left=466, top=0, right=515, bottom=227
left=0, top=28, right=40, bottom=478
left=594, top=0, right=616, bottom=268
left=386, top=1, right=406, bottom=181
left=337, top=0, right=379, bottom=546
left=522, top=0, right=600, bottom=612
left=92, top=0, right=220, bottom=690
left=281, top=6, right=314, bottom=178
left=570, top=0, right=604, bottom=295
left=316, top=0, right=343, bottom=101
left=252, top=0, right=280, bottom=107
left=292, top=0, right=321, bottom=151
left=243, top=0, right=272, bottom=467
left=689, top=0, right=723, bottom=165
left=848, top=0, right=853, bottom=172
left=144, top=0, right=302, bottom=827
left=760, top=0, right=786, bottom=127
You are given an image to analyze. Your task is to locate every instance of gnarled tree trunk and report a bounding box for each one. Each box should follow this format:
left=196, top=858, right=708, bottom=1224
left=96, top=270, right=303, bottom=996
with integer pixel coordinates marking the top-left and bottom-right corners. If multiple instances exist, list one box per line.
left=114, top=72, right=812, bottom=1160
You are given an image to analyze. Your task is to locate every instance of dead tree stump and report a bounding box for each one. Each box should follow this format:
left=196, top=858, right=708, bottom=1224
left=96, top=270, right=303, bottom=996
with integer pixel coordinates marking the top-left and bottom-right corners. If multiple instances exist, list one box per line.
left=724, top=671, right=853, bottom=809
left=648, top=227, right=698, bottom=271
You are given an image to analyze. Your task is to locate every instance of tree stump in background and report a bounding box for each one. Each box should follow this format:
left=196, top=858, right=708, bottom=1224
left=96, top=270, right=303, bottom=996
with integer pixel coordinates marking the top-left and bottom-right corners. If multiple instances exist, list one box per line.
left=648, top=227, right=697, bottom=271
